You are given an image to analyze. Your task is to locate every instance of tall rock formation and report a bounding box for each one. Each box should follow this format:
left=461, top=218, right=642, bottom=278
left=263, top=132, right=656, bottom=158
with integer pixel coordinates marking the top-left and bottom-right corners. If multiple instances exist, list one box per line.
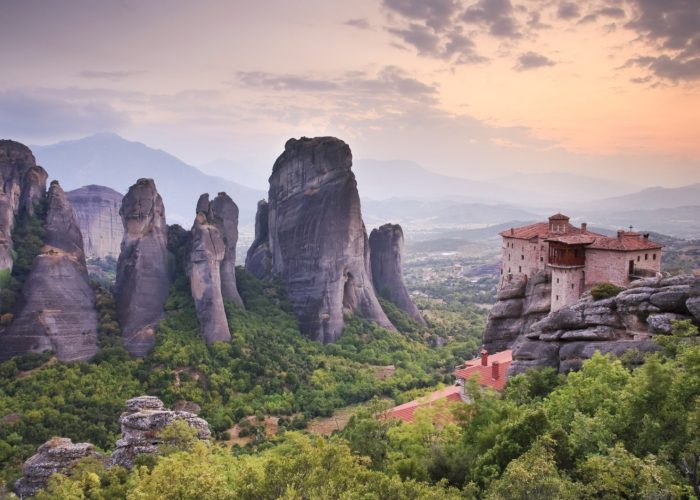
left=483, top=271, right=552, bottom=353
left=0, top=140, right=48, bottom=271
left=246, top=137, right=394, bottom=343
left=66, top=185, right=124, bottom=259
left=115, top=179, right=171, bottom=357
left=1, top=181, right=99, bottom=362
left=245, top=199, right=271, bottom=279
left=187, top=193, right=243, bottom=345
left=509, top=275, right=699, bottom=374
left=369, top=223, right=425, bottom=325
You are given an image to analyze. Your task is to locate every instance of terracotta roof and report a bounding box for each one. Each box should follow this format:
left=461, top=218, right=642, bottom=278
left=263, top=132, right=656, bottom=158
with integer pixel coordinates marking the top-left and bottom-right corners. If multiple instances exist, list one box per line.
left=545, top=233, right=599, bottom=245
left=454, top=349, right=513, bottom=392
left=548, top=213, right=570, bottom=220
left=384, top=385, right=463, bottom=423
left=587, top=232, right=663, bottom=251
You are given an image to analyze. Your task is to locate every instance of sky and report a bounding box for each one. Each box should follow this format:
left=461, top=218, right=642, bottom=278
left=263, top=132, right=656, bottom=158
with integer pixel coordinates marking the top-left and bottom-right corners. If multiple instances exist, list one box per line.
left=0, top=0, right=699, bottom=186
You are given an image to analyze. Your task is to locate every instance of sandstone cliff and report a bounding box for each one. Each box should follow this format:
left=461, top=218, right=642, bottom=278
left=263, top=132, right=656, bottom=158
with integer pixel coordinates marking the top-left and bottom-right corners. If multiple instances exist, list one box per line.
left=509, top=275, right=699, bottom=374
left=369, top=223, right=425, bottom=325
left=246, top=137, right=394, bottom=343
left=187, top=192, right=244, bottom=345
left=66, top=185, right=124, bottom=259
left=483, top=271, right=552, bottom=353
left=1, top=181, right=99, bottom=362
left=245, top=199, right=271, bottom=279
left=0, top=140, right=48, bottom=271
left=115, top=179, right=171, bottom=357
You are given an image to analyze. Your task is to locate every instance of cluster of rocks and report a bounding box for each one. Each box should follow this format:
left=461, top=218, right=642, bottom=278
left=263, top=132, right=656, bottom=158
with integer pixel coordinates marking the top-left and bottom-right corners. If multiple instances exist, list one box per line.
left=14, top=396, right=211, bottom=496
left=509, top=275, right=700, bottom=374
left=483, top=271, right=552, bottom=353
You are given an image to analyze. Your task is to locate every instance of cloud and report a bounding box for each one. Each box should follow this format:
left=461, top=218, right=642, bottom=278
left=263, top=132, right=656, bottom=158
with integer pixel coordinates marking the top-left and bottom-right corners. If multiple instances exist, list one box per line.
left=623, top=0, right=700, bottom=81
left=344, top=18, right=371, bottom=30
left=557, top=1, right=580, bottom=20
left=237, top=72, right=341, bottom=92
left=388, top=23, right=442, bottom=56
left=527, top=11, right=551, bottom=30
left=382, top=0, right=460, bottom=31
left=79, top=70, right=143, bottom=80
left=514, top=51, right=556, bottom=71
left=462, top=0, right=521, bottom=38
left=0, top=89, right=129, bottom=140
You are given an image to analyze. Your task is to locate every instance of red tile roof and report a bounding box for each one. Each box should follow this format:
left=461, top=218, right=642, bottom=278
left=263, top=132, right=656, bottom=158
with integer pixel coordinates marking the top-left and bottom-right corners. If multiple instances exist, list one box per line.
left=548, top=213, right=569, bottom=220
left=500, top=222, right=586, bottom=240
left=453, top=349, right=513, bottom=392
left=384, top=385, right=463, bottom=423
left=587, top=232, right=663, bottom=251
left=545, top=233, right=599, bottom=245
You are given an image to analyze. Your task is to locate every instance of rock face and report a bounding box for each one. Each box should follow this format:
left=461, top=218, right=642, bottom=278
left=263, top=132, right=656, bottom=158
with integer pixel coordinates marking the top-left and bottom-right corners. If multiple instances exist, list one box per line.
left=509, top=275, right=700, bottom=374
left=483, top=271, right=552, bottom=353
left=369, top=223, right=425, bottom=325
left=0, top=140, right=48, bottom=271
left=245, top=200, right=271, bottom=280
left=115, top=179, right=172, bottom=357
left=111, top=396, right=211, bottom=469
left=1, top=181, right=98, bottom=362
left=66, top=185, right=124, bottom=259
left=246, top=137, right=394, bottom=343
left=187, top=193, right=243, bottom=344
left=14, top=438, right=102, bottom=497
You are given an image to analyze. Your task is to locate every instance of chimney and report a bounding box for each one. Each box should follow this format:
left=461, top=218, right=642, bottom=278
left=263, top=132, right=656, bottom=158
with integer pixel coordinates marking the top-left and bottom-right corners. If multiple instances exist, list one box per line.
left=492, top=361, right=500, bottom=380
left=643, top=233, right=649, bottom=240
left=480, top=348, right=488, bottom=366
left=617, top=230, right=624, bottom=239
left=510, top=228, right=514, bottom=235
left=581, top=222, right=587, bottom=233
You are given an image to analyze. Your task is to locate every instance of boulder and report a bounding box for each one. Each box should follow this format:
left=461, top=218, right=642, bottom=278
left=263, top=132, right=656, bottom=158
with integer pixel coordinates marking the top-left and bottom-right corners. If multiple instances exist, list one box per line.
left=647, top=313, right=689, bottom=334
left=1, top=181, right=98, bottom=362
left=489, top=298, right=524, bottom=319
left=246, top=137, right=394, bottom=343
left=497, top=274, right=527, bottom=300
left=649, top=286, right=690, bottom=314
left=111, top=396, right=211, bottom=469
left=508, top=338, right=560, bottom=375
left=115, top=179, right=172, bottom=357
left=66, top=185, right=124, bottom=259
left=0, top=140, right=48, bottom=272
left=558, top=340, right=661, bottom=372
left=369, top=223, right=425, bottom=325
left=14, top=438, right=102, bottom=498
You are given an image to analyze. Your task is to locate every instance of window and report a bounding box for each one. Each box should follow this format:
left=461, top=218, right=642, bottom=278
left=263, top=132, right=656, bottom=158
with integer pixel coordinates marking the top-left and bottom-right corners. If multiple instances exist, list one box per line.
left=637, top=256, right=641, bottom=262
left=508, top=254, right=511, bottom=261
left=556, top=295, right=559, bottom=301
left=508, top=268, right=511, bottom=273
left=518, top=266, right=522, bottom=273
left=653, top=253, right=657, bottom=260
left=556, top=278, right=560, bottom=284
left=521, top=255, right=524, bottom=260
left=645, top=253, right=648, bottom=260
left=540, top=257, right=544, bottom=262
left=571, top=283, right=574, bottom=289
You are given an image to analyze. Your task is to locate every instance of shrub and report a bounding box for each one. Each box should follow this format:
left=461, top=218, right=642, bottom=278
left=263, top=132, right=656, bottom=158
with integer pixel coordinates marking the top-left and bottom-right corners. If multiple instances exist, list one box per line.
left=590, top=283, right=624, bottom=301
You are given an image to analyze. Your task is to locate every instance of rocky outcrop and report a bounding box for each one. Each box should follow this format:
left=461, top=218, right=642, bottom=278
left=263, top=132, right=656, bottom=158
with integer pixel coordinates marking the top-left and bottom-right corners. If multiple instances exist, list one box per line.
left=115, top=179, right=172, bottom=357
left=245, top=200, right=271, bottom=280
left=483, top=271, right=552, bottom=353
left=14, top=438, right=102, bottom=497
left=0, top=140, right=48, bottom=271
left=66, top=185, right=124, bottom=259
left=369, top=223, right=425, bottom=325
left=1, top=181, right=98, bottom=362
left=246, top=137, right=394, bottom=343
left=187, top=192, right=244, bottom=345
left=111, top=396, right=210, bottom=469
left=509, top=275, right=700, bottom=374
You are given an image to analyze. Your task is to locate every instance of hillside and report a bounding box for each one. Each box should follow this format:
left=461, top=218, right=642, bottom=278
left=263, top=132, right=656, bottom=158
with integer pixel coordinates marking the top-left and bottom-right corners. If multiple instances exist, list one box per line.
left=592, top=183, right=700, bottom=211
left=32, top=134, right=264, bottom=226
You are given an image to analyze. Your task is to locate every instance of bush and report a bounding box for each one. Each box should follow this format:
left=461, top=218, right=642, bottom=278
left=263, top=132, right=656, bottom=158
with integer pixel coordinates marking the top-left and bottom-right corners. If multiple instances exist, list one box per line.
left=590, top=283, right=624, bottom=301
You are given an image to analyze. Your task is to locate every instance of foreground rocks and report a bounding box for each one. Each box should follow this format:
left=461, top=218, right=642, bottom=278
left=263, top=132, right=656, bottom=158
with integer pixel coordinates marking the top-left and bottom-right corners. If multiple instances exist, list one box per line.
left=14, top=396, right=211, bottom=496
left=509, top=275, right=700, bottom=374
left=246, top=137, right=394, bottom=343
left=369, top=223, right=425, bottom=325
left=111, top=396, right=211, bottom=469
left=115, top=179, right=172, bottom=357
left=483, top=271, right=552, bottom=353
left=1, top=182, right=98, bottom=362
left=0, top=140, right=48, bottom=272
left=14, top=438, right=102, bottom=497
left=66, top=185, right=124, bottom=259
left=187, top=193, right=244, bottom=344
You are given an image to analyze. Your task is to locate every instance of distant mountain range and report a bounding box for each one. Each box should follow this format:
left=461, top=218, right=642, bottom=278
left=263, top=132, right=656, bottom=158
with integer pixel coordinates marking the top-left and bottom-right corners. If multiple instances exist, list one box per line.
left=33, top=133, right=265, bottom=226
left=589, top=183, right=700, bottom=211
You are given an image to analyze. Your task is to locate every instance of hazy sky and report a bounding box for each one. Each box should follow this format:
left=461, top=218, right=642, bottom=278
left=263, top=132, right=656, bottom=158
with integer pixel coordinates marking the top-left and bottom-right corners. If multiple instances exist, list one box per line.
left=1, top=0, right=699, bottom=186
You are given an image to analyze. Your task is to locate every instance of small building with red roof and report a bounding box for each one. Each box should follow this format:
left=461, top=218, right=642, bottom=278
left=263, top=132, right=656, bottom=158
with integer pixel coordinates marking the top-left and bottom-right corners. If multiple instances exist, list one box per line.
left=500, top=213, right=662, bottom=311
left=383, top=349, right=512, bottom=423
